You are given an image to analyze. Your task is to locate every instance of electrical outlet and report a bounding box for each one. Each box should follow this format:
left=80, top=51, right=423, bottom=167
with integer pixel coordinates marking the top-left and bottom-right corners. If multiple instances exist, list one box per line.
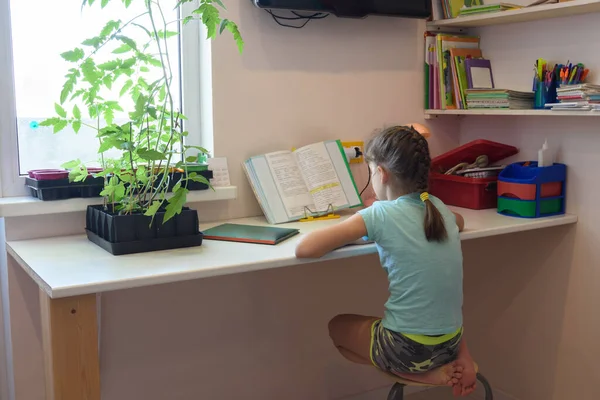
left=341, top=141, right=364, bottom=164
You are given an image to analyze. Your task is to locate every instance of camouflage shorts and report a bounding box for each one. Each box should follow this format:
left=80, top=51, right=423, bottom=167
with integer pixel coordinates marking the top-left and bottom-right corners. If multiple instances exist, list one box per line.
left=370, top=320, right=462, bottom=375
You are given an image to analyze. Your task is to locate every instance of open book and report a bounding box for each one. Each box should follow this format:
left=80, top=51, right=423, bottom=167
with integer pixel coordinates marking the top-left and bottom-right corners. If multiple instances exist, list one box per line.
left=243, top=140, right=363, bottom=224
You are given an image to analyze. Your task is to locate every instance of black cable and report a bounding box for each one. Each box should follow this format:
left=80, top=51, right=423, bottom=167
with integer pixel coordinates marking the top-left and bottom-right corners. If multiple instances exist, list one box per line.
left=265, top=9, right=329, bottom=29
left=291, top=11, right=329, bottom=19
left=360, top=163, right=371, bottom=197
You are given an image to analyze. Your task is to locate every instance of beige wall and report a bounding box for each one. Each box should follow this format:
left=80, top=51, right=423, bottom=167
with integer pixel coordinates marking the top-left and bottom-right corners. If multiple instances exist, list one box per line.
left=450, top=12, right=600, bottom=400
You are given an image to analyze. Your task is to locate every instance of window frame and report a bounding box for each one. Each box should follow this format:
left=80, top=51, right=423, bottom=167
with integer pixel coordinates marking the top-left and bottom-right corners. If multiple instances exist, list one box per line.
left=0, top=0, right=205, bottom=198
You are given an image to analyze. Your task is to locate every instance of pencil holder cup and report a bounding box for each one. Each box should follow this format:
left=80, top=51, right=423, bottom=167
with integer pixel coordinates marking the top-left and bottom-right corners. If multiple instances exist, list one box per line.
left=535, top=81, right=558, bottom=109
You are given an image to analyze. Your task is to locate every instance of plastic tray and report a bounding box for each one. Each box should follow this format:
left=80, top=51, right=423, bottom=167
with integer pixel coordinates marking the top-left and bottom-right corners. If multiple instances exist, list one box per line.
left=429, top=140, right=519, bottom=210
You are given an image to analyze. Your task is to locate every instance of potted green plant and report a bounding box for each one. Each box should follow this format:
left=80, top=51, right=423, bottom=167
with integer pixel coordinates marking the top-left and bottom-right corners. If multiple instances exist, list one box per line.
left=40, top=0, right=243, bottom=255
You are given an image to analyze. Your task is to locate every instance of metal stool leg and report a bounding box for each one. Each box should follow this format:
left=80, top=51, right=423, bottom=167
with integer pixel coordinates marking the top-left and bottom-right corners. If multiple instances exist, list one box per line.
left=387, top=383, right=404, bottom=400
left=477, top=373, right=494, bottom=400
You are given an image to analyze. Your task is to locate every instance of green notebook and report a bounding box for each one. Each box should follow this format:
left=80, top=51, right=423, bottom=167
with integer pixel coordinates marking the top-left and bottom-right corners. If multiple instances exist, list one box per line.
left=203, top=223, right=300, bottom=245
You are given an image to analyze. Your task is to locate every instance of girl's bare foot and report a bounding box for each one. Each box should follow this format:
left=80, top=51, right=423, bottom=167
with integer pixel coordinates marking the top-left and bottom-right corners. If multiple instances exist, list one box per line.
left=452, top=359, right=477, bottom=397
left=394, top=363, right=459, bottom=386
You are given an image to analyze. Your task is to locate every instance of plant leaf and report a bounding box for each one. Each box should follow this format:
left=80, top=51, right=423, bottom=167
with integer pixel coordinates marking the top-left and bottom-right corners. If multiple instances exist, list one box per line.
left=72, top=120, right=82, bottom=133
left=113, top=182, right=126, bottom=202
left=100, top=20, right=121, bottom=37
left=82, top=37, right=103, bottom=48
left=73, top=105, right=81, bottom=119
left=103, top=75, right=113, bottom=89
left=105, top=101, right=123, bottom=111
left=156, top=30, right=179, bottom=39
left=60, top=48, right=84, bottom=62
left=123, top=0, right=132, bottom=7
left=120, top=79, right=133, bottom=97
left=112, top=44, right=131, bottom=54
left=101, top=0, right=110, bottom=9
left=53, top=120, right=68, bottom=134
left=55, top=103, right=67, bottom=118
left=144, top=200, right=162, bottom=217
left=98, top=60, right=120, bottom=70
left=213, top=0, right=226, bottom=9
left=163, top=188, right=188, bottom=223
left=60, top=80, right=74, bottom=104
left=103, top=107, right=115, bottom=125
left=81, top=58, right=100, bottom=83
left=120, top=57, right=136, bottom=69
left=137, top=148, right=166, bottom=161
left=189, top=174, right=210, bottom=185
left=120, top=141, right=134, bottom=151
left=131, top=93, right=147, bottom=119
left=115, top=35, right=137, bottom=51
left=62, top=159, right=82, bottom=169
left=39, top=117, right=60, bottom=127
left=219, top=18, right=229, bottom=34
left=98, top=138, right=123, bottom=153
left=225, top=21, right=244, bottom=54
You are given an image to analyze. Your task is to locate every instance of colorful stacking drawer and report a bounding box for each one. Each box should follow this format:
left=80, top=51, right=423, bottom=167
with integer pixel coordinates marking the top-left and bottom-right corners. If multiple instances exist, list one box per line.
left=497, top=162, right=566, bottom=218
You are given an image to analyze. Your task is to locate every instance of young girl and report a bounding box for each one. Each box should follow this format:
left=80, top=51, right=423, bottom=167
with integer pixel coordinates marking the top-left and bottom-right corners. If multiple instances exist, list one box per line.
left=295, top=126, right=476, bottom=396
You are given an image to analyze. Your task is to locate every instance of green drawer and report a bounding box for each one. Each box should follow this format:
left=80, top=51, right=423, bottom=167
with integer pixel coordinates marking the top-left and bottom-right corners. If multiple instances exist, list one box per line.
left=498, top=197, right=562, bottom=218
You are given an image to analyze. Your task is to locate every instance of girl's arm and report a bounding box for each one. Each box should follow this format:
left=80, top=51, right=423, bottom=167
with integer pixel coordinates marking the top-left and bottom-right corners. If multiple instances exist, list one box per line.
left=453, top=211, right=465, bottom=232
left=295, top=214, right=368, bottom=259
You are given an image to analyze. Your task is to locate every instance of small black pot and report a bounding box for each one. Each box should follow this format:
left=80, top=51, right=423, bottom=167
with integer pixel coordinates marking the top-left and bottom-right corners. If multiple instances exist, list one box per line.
left=85, top=205, right=203, bottom=255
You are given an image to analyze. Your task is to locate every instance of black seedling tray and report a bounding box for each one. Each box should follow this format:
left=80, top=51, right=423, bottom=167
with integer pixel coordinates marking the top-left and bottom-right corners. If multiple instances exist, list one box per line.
left=86, top=205, right=202, bottom=255
left=27, top=170, right=213, bottom=201
left=26, top=177, right=104, bottom=201
left=86, top=230, right=203, bottom=256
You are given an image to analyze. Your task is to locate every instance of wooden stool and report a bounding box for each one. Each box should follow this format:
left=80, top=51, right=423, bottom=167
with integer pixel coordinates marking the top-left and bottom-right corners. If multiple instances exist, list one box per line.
left=384, top=363, right=494, bottom=400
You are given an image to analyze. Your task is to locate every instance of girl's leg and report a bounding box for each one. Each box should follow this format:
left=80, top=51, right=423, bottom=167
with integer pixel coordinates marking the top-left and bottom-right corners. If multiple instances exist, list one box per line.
left=328, top=314, right=379, bottom=365
left=328, top=315, right=460, bottom=388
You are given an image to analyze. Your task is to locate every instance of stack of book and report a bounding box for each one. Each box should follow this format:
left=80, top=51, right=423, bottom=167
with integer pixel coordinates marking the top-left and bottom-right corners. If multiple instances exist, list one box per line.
left=458, top=3, right=522, bottom=17
left=465, top=89, right=535, bottom=109
left=424, top=33, right=484, bottom=110
left=432, top=0, right=484, bottom=19
left=548, top=84, right=600, bottom=112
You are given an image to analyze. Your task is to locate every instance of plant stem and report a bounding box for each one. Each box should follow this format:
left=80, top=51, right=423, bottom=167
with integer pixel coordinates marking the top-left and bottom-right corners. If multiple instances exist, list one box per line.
left=147, top=0, right=177, bottom=206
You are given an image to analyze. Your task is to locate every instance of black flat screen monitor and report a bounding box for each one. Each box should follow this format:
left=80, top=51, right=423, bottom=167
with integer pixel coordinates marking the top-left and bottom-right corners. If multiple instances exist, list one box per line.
left=253, top=0, right=432, bottom=18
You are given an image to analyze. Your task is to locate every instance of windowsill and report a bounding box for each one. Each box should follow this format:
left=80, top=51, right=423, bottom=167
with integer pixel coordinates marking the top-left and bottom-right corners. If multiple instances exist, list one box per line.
left=0, top=186, right=237, bottom=217
left=6, top=208, right=577, bottom=298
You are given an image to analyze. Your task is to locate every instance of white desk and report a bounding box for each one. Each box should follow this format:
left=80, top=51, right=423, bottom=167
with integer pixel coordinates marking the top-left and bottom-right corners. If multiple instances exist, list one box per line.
left=3, top=207, right=577, bottom=400
left=7, top=207, right=577, bottom=299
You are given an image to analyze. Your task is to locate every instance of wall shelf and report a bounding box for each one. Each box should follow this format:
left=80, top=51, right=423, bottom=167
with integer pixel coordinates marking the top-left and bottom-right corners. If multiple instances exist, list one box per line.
left=427, top=0, right=600, bottom=29
left=425, top=109, right=600, bottom=118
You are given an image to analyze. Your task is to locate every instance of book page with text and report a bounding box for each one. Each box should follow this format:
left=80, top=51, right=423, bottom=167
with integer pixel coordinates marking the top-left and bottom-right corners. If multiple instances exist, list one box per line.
left=265, top=151, right=315, bottom=219
left=294, top=142, right=349, bottom=212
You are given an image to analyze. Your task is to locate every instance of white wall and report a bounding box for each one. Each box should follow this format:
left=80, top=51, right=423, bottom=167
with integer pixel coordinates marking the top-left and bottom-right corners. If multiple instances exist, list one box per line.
left=4, top=1, right=461, bottom=399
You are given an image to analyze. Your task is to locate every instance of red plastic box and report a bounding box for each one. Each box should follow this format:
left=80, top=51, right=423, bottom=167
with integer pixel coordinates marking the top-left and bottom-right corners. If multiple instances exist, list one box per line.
left=429, top=140, right=518, bottom=210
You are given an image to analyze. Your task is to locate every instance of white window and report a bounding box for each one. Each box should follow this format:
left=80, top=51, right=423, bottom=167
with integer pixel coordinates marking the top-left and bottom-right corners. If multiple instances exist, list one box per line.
left=0, top=0, right=204, bottom=197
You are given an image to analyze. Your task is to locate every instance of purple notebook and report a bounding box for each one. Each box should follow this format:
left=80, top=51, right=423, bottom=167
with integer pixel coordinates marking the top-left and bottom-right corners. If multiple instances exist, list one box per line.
left=465, top=59, right=494, bottom=89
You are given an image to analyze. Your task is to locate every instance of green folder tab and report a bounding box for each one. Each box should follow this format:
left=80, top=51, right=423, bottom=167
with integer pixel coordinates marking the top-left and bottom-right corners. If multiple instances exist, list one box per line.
left=203, top=223, right=300, bottom=245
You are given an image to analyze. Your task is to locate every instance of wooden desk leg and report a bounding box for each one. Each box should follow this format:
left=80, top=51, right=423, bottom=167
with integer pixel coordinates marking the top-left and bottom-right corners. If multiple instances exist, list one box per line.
left=39, top=289, right=100, bottom=400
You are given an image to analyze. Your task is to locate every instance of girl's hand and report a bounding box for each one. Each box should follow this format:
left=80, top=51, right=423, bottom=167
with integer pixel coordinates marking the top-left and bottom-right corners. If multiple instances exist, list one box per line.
left=295, top=214, right=368, bottom=259
left=453, top=212, right=465, bottom=232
